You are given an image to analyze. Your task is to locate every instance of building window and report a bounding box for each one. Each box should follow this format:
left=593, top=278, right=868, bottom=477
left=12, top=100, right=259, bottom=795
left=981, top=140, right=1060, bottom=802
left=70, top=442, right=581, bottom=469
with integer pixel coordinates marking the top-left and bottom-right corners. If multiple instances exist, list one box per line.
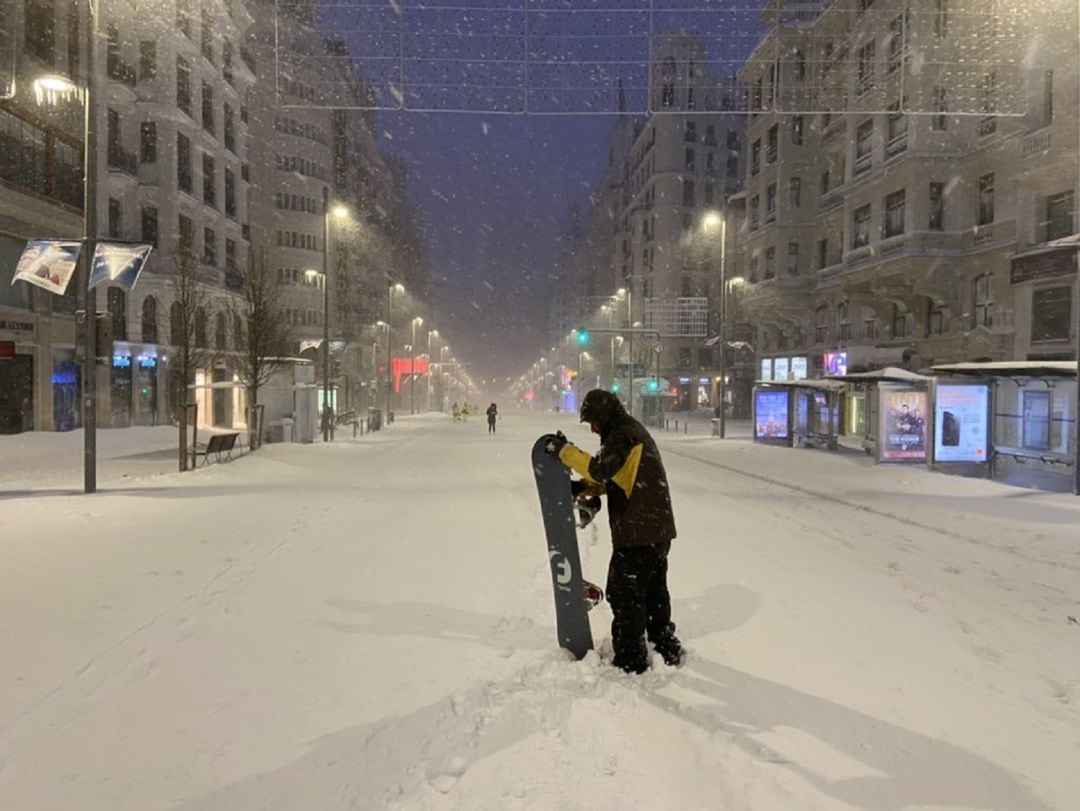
left=24, top=0, right=56, bottom=64
left=202, top=153, right=216, bottom=207
left=139, top=41, right=157, bottom=79
left=225, top=168, right=236, bottom=218
left=1045, top=191, right=1074, bottom=241
left=854, top=119, right=873, bottom=176
left=766, top=124, right=778, bottom=162
left=225, top=238, right=237, bottom=273
left=140, top=121, right=156, bottom=163
left=704, top=181, right=714, bottom=206
left=883, top=189, right=905, bottom=238
left=886, top=101, right=907, bottom=156
left=1031, top=286, right=1071, bottom=342
left=177, top=0, right=192, bottom=37
left=977, top=173, right=994, bottom=226
left=864, top=317, right=878, bottom=340
left=750, top=195, right=760, bottom=230
left=852, top=204, right=871, bottom=248
left=886, top=15, right=905, bottom=73
left=726, top=129, right=739, bottom=150
left=678, top=348, right=692, bottom=368
left=929, top=182, right=945, bottom=230
left=817, top=238, right=828, bottom=269
left=789, top=177, right=801, bottom=208
left=793, top=49, right=806, bottom=81
left=751, top=139, right=761, bottom=175
left=223, top=40, right=234, bottom=84
left=931, top=86, right=948, bottom=131
left=1042, top=69, right=1054, bottom=127
left=223, top=104, right=235, bottom=153
left=141, top=206, right=158, bottom=247
left=815, top=306, right=828, bottom=343
left=194, top=307, right=207, bottom=347
left=178, top=214, right=194, bottom=254
left=934, top=0, right=949, bottom=37
left=726, top=155, right=738, bottom=179
left=201, top=4, right=214, bottom=62
left=764, top=246, right=776, bottom=279
left=705, top=124, right=716, bottom=145
left=892, top=304, right=909, bottom=338
left=749, top=254, right=759, bottom=282
left=684, top=121, right=696, bottom=142
left=215, top=312, right=226, bottom=351
left=856, top=39, right=875, bottom=96
left=791, top=115, right=804, bottom=145
left=177, top=133, right=192, bottom=193
left=203, top=227, right=217, bottom=266
left=926, top=299, right=945, bottom=336
left=786, top=242, right=799, bottom=276
left=141, top=296, right=158, bottom=344
left=108, top=198, right=122, bottom=239
left=838, top=301, right=851, bottom=341
left=176, top=56, right=192, bottom=115
left=765, top=183, right=777, bottom=222
left=978, top=72, right=996, bottom=135
left=107, top=287, right=128, bottom=341
left=202, top=82, right=214, bottom=134
left=685, top=148, right=695, bottom=171
left=682, top=179, right=695, bottom=207
left=973, top=273, right=993, bottom=328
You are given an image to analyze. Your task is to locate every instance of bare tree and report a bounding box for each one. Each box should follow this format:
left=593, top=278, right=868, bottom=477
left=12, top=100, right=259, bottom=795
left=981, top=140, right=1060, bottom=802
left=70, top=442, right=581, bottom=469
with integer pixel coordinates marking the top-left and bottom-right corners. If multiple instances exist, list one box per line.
left=168, top=247, right=211, bottom=470
left=227, top=247, right=294, bottom=449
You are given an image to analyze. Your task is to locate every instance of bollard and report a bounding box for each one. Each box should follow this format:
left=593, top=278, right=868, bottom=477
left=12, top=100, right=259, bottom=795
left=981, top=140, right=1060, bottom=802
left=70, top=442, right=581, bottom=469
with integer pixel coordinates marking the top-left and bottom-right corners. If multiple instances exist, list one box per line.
left=675, top=419, right=679, bottom=433
left=684, top=421, right=688, bottom=435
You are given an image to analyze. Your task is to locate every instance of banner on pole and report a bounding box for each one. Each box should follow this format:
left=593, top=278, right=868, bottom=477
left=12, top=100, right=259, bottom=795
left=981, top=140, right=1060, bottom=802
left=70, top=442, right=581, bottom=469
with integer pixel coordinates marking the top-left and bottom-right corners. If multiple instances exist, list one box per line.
left=89, top=243, right=153, bottom=290
left=13, top=240, right=82, bottom=295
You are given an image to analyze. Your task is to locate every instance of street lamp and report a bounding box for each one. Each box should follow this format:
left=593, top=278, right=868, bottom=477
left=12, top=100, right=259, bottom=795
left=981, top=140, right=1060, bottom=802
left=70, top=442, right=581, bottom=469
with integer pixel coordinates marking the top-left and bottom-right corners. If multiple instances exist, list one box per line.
left=616, top=287, right=634, bottom=416
left=426, top=329, right=439, bottom=411
left=305, top=194, right=348, bottom=443
left=702, top=210, right=728, bottom=437
left=410, top=316, right=423, bottom=415
left=33, top=25, right=97, bottom=492
left=386, top=282, right=404, bottom=421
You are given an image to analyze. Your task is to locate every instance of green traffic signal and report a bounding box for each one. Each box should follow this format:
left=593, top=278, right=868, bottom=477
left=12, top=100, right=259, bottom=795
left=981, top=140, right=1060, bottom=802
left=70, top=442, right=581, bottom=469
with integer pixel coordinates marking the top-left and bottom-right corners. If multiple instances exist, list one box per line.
left=611, top=382, right=620, bottom=393
left=647, top=379, right=659, bottom=393
left=576, top=329, right=590, bottom=346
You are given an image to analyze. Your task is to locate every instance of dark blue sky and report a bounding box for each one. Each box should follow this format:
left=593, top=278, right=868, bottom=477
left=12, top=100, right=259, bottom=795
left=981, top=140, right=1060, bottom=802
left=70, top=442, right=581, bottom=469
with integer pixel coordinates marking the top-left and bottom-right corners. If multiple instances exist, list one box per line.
left=379, top=112, right=619, bottom=383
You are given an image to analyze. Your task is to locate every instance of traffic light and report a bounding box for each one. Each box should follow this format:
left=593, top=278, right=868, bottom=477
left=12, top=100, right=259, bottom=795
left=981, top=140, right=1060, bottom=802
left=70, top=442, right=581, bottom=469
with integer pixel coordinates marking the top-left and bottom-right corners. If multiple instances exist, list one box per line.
left=611, top=382, right=620, bottom=393
left=646, top=379, right=659, bottom=393
left=575, top=329, right=590, bottom=346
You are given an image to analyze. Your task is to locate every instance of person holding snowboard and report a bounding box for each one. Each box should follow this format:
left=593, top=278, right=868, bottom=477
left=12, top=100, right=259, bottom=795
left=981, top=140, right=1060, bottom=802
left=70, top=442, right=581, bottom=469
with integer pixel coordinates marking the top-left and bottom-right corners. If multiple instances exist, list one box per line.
left=549, top=389, right=684, bottom=673
left=486, top=402, right=498, bottom=434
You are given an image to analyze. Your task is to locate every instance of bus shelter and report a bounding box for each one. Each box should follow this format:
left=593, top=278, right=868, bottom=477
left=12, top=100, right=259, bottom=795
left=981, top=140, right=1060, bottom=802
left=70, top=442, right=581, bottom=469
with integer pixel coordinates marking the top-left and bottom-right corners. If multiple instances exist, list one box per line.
left=828, top=367, right=931, bottom=461
left=752, top=379, right=845, bottom=449
left=931, top=362, right=1077, bottom=493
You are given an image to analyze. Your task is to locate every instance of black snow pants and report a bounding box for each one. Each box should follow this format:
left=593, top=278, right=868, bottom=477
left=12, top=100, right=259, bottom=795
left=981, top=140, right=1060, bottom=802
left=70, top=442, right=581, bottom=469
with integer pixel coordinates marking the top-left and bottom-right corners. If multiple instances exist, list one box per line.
left=606, top=540, right=680, bottom=673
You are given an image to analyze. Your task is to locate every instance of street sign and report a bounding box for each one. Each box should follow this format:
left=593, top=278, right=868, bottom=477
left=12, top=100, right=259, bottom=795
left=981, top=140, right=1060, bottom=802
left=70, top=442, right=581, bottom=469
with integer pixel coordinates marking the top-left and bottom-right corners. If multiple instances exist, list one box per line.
left=653, top=344, right=663, bottom=355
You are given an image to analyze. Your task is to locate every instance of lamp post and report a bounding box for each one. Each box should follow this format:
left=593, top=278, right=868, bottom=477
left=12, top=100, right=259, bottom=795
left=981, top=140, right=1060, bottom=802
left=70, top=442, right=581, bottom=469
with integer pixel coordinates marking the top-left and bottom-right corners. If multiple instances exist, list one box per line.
left=617, top=287, right=633, bottom=416
left=33, top=11, right=99, bottom=492
left=306, top=195, right=348, bottom=442
left=703, top=210, right=728, bottom=438
left=410, top=316, right=423, bottom=415
left=426, top=329, right=439, bottom=411
left=386, top=282, right=404, bottom=421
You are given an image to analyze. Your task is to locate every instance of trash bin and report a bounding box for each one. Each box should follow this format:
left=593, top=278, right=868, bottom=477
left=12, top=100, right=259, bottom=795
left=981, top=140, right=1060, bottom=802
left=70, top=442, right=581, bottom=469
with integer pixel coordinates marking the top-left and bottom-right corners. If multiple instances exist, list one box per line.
left=388, top=410, right=395, bottom=425
left=710, top=418, right=721, bottom=437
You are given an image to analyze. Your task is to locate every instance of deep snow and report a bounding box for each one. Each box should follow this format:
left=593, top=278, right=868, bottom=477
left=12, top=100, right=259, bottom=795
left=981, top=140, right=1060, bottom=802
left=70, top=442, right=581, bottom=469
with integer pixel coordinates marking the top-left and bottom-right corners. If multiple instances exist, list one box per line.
left=1, top=413, right=1078, bottom=809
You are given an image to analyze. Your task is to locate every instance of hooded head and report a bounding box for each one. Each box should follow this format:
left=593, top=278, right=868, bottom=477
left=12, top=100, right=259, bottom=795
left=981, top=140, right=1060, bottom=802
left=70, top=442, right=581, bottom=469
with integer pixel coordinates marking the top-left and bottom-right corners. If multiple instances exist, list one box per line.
left=579, top=389, right=625, bottom=432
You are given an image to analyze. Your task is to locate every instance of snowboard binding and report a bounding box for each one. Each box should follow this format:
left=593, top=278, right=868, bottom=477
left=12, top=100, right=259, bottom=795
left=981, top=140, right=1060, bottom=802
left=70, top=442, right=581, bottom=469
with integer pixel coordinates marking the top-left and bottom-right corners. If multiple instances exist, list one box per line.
left=583, top=580, right=604, bottom=611
left=575, top=494, right=602, bottom=529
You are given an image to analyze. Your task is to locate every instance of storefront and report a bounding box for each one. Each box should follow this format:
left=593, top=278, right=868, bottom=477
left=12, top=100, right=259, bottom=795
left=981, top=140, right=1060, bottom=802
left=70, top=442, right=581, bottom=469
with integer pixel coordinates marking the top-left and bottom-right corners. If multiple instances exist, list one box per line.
left=0, top=314, right=37, bottom=434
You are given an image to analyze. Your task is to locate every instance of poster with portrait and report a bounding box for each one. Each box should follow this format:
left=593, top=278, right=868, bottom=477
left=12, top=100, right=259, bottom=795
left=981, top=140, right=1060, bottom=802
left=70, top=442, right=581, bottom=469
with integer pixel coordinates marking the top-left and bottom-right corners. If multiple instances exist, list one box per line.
left=754, top=389, right=789, bottom=441
left=879, top=387, right=928, bottom=461
left=934, top=384, right=989, bottom=463
left=12, top=240, right=81, bottom=295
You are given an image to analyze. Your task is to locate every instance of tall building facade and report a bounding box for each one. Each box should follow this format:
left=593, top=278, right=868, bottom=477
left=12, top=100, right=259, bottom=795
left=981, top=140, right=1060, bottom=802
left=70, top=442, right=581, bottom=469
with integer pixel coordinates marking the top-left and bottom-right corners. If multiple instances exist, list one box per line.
left=736, top=0, right=1079, bottom=380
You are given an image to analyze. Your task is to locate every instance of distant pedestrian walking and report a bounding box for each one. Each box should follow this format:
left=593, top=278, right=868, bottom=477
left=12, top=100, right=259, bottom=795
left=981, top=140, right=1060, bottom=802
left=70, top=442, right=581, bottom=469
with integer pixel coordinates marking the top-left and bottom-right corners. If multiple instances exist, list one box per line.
left=486, top=403, right=498, bottom=434
left=452, top=402, right=461, bottom=422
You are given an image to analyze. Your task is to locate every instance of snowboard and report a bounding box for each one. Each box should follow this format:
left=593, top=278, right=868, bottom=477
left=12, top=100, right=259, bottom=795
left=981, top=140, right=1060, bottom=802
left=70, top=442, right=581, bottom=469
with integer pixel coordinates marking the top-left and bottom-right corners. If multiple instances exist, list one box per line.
left=531, top=433, right=596, bottom=659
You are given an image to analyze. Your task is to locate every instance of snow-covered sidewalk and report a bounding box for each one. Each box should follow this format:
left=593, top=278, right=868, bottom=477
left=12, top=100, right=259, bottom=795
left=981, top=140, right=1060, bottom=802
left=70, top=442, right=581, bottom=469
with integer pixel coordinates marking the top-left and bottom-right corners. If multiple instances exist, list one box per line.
left=0, top=411, right=1077, bottom=810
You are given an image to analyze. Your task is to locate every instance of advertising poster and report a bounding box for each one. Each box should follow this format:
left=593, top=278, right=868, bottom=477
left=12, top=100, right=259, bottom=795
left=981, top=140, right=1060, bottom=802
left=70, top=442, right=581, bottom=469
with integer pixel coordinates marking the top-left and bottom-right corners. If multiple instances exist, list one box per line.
left=89, top=243, right=153, bottom=290
left=795, top=392, right=809, bottom=436
left=760, top=358, right=773, bottom=381
left=754, top=389, right=789, bottom=440
left=880, top=388, right=928, bottom=461
left=934, top=384, right=989, bottom=462
left=824, top=351, right=848, bottom=377
left=13, top=239, right=82, bottom=295
left=791, top=357, right=808, bottom=380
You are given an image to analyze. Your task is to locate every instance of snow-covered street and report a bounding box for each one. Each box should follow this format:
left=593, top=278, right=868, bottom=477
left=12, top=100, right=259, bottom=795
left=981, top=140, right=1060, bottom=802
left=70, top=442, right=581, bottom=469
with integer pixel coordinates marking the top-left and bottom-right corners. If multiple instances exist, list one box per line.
left=2, top=413, right=1079, bottom=810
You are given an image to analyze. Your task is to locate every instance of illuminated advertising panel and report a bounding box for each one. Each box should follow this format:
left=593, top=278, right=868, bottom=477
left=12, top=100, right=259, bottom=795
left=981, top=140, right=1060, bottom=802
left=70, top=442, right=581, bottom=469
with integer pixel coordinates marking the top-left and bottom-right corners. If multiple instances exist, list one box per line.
left=774, top=357, right=790, bottom=381
left=934, top=384, right=989, bottom=463
left=791, top=357, right=808, bottom=380
left=880, top=388, right=928, bottom=461
left=754, top=389, right=789, bottom=440
left=760, top=358, right=773, bottom=381
left=824, top=351, right=848, bottom=377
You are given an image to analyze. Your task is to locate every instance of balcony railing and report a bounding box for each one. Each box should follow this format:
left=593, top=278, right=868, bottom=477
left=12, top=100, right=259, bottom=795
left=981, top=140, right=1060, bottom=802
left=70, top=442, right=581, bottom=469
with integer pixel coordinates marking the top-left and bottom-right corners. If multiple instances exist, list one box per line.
left=1023, top=129, right=1051, bottom=158
left=107, top=56, right=136, bottom=87
left=977, top=116, right=997, bottom=136
left=885, top=134, right=908, bottom=158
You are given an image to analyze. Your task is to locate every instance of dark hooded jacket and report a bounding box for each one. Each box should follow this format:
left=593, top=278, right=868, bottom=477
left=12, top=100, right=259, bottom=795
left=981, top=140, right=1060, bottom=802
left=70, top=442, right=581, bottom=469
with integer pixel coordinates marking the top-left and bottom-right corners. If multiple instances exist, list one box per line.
left=560, top=390, right=676, bottom=548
